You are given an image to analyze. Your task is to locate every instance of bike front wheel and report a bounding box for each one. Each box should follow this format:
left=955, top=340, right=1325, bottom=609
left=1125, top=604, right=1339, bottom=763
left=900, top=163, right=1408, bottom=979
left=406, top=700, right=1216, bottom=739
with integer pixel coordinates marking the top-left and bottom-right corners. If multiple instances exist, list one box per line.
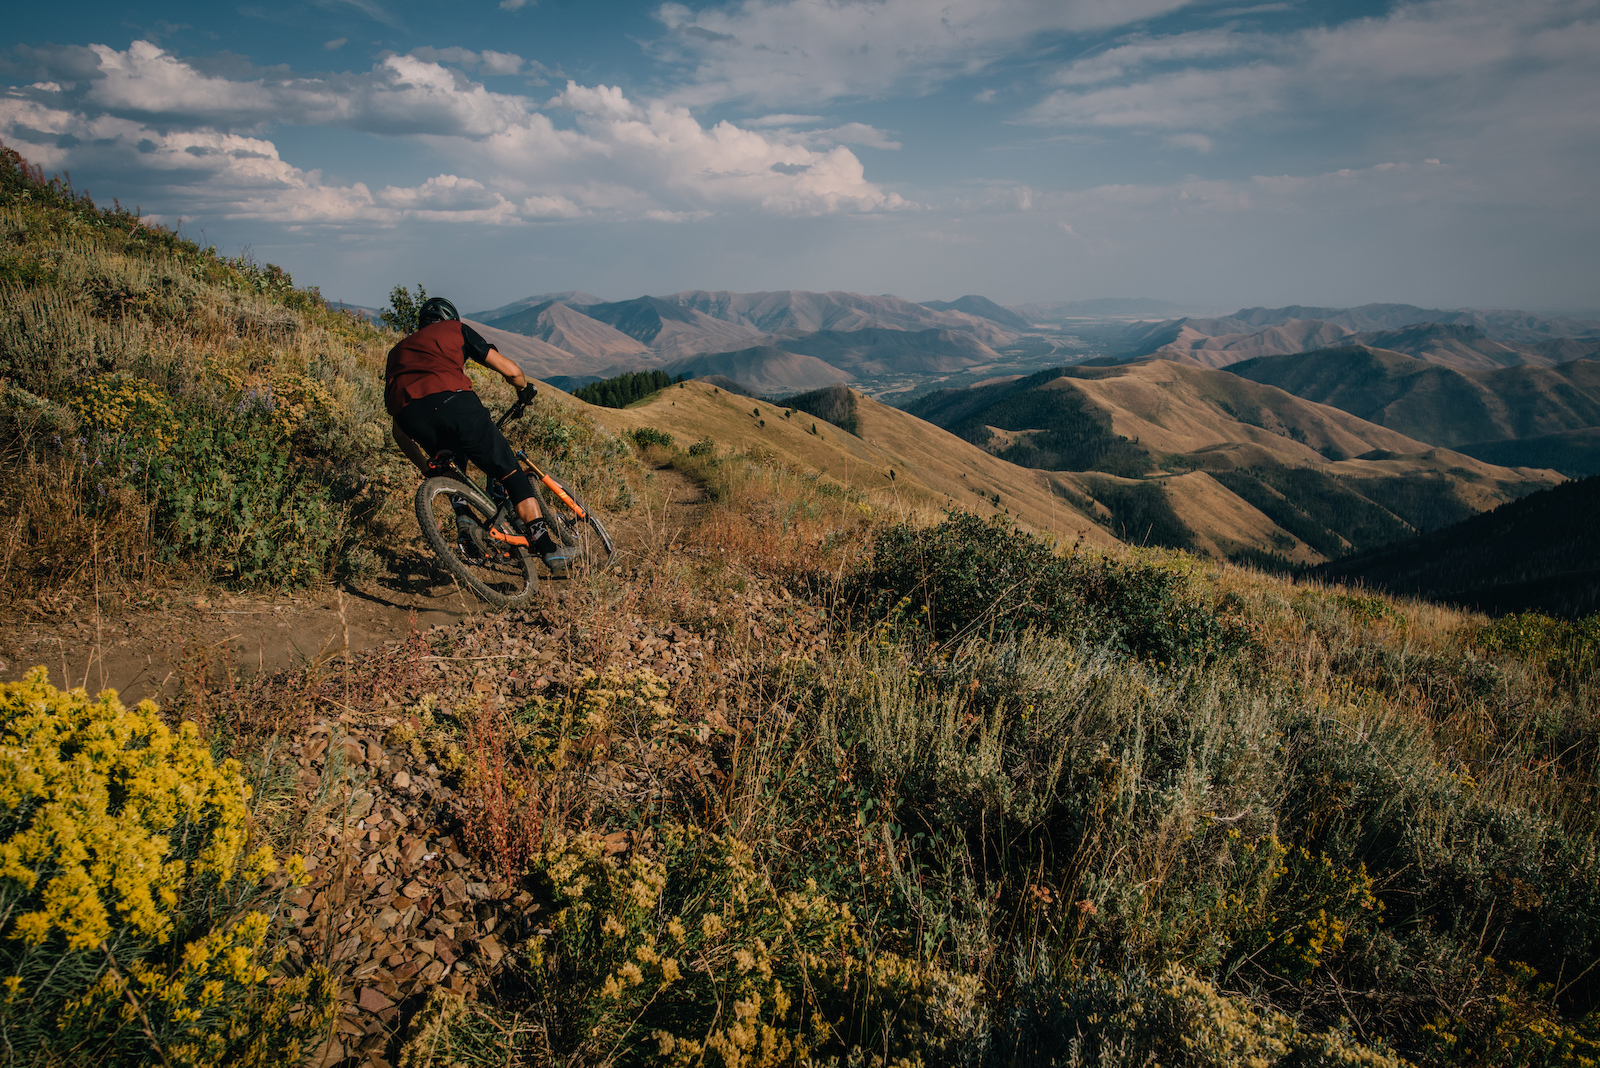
left=416, top=476, right=537, bottom=607
left=535, top=475, right=615, bottom=572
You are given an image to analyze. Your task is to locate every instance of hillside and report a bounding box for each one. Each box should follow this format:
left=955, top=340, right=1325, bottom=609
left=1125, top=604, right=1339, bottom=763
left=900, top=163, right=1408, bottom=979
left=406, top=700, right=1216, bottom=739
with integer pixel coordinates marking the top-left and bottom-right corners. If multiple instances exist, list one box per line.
left=779, top=326, right=1000, bottom=374
left=1187, top=302, right=1600, bottom=340
left=667, top=288, right=1011, bottom=342
left=1345, top=323, right=1600, bottom=369
left=576, top=295, right=767, bottom=358
left=918, top=294, right=1035, bottom=330
left=1457, top=427, right=1600, bottom=478
left=479, top=299, right=650, bottom=361
left=577, top=378, right=1125, bottom=551
left=905, top=360, right=1559, bottom=563
left=1140, top=318, right=1354, bottom=367
left=663, top=346, right=850, bottom=395
left=1121, top=304, right=1600, bottom=368
left=1229, top=346, right=1600, bottom=459
left=464, top=318, right=608, bottom=379
left=471, top=290, right=607, bottom=320
left=1316, top=475, right=1600, bottom=617
left=469, top=287, right=1036, bottom=390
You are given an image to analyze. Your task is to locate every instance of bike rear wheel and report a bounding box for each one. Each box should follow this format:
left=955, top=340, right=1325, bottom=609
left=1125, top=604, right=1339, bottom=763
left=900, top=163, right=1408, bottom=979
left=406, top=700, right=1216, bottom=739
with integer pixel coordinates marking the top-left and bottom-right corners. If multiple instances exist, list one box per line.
left=416, top=475, right=537, bottom=607
left=535, top=475, right=615, bottom=572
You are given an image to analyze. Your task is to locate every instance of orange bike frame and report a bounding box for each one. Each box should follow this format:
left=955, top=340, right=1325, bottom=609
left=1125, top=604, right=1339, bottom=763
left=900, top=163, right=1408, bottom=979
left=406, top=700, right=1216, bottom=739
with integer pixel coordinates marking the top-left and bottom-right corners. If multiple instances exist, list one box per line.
left=520, top=459, right=587, bottom=520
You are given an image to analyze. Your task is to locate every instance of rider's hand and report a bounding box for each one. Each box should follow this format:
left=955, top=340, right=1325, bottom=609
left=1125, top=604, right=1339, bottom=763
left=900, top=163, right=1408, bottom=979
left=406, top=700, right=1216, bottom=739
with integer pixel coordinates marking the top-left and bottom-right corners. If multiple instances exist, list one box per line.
left=517, top=382, right=538, bottom=406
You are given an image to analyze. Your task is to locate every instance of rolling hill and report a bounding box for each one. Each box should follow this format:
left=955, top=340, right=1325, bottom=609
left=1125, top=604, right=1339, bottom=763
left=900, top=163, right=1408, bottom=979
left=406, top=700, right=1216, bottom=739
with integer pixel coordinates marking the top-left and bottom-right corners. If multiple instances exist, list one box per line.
left=779, top=327, right=1000, bottom=375
left=1344, top=324, right=1600, bottom=369
left=472, top=288, right=1028, bottom=376
left=576, top=379, right=1126, bottom=551
left=1228, top=346, right=1600, bottom=459
left=463, top=319, right=601, bottom=379
left=570, top=296, right=767, bottom=359
left=478, top=299, right=650, bottom=361
left=471, top=290, right=607, bottom=321
left=1137, top=319, right=1355, bottom=367
left=918, top=295, right=1035, bottom=331
left=1185, top=303, right=1600, bottom=341
left=903, top=360, right=1559, bottom=563
left=662, top=346, right=850, bottom=395
left=1120, top=304, right=1600, bottom=368
left=666, top=289, right=1011, bottom=342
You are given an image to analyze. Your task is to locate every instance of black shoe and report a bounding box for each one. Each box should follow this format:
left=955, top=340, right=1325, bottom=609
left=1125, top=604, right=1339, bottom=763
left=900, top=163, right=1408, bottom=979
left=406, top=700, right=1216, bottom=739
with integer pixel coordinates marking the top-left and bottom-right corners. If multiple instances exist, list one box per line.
left=455, top=512, right=487, bottom=561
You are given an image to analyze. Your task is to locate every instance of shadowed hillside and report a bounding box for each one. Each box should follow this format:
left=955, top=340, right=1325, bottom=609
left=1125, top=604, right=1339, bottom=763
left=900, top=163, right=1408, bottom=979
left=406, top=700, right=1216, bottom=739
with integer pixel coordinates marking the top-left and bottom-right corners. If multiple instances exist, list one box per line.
left=1457, top=427, right=1600, bottom=478
left=1316, top=475, right=1600, bottom=618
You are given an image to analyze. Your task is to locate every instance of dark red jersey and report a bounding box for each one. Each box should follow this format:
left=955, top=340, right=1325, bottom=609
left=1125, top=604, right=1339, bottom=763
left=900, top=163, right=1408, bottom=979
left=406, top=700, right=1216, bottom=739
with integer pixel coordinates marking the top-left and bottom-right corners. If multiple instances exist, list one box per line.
left=383, top=320, right=495, bottom=416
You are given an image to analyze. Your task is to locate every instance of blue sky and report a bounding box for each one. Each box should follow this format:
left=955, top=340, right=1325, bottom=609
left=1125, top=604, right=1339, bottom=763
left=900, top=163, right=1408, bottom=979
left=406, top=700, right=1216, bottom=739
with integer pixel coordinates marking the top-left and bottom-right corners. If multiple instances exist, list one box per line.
left=3, top=0, right=1597, bottom=313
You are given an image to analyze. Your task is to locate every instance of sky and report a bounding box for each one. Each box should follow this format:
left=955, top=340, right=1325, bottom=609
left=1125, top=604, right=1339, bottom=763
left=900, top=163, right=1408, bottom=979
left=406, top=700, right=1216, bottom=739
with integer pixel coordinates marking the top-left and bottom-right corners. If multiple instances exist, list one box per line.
left=2, top=0, right=1598, bottom=313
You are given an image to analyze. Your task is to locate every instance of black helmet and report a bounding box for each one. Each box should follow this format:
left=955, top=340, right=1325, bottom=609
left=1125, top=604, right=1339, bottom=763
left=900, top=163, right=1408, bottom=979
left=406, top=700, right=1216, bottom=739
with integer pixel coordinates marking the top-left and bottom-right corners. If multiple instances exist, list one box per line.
left=417, top=297, right=459, bottom=328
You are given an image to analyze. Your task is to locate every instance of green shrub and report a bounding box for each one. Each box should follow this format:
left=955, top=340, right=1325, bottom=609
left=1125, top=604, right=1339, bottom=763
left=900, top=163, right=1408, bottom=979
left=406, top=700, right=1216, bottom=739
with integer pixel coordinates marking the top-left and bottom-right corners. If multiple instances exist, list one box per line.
left=688, top=435, right=716, bottom=458
left=1480, top=611, right=1600, bottom=690
left=842, top=511, right=1250, bottom=665
left=629, top=426, right=676, bottom=449
left=68, top=384, right=352, bottom=588
left=380, top=281, right=427, bottom=334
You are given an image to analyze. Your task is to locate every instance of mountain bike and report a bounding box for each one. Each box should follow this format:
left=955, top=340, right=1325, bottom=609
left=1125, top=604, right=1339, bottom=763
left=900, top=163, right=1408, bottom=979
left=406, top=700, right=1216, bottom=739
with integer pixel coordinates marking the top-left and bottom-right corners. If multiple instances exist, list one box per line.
left=414, top=393, right=614, bottom=607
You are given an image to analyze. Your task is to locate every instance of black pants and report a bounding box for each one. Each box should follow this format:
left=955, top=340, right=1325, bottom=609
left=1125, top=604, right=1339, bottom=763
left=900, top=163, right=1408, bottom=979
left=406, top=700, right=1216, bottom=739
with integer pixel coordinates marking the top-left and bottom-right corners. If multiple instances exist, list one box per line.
left=396, top=391, right=536, bottom=504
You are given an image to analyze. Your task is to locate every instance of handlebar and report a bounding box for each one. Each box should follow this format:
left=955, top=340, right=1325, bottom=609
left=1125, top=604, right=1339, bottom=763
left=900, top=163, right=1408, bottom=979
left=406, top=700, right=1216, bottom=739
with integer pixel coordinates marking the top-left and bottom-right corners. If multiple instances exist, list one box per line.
left=497, top=386, right=538, bottom=429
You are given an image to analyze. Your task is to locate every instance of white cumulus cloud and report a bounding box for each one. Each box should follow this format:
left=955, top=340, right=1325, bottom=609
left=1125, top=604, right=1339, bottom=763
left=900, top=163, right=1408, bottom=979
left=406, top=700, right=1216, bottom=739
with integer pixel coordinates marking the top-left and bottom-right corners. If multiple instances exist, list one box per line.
left=0, top=46, right=909, bottom=226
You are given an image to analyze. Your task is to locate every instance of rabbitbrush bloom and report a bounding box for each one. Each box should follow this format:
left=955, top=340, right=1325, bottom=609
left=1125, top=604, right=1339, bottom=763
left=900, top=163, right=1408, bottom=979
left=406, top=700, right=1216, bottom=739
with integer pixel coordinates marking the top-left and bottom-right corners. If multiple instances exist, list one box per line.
left=0, top=669, right=253, bottom=950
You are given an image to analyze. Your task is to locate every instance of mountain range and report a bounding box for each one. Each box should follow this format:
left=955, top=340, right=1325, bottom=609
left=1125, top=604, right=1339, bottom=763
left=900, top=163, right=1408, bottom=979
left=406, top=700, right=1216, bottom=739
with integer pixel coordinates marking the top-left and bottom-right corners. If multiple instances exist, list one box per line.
left=470, top=288, right=1600, bottom=543
left=1124, top=308, right=1600, bottom=370
left=466, top=288, right=1028, bottom=393
left=469, top=290, right=1600, bottom=399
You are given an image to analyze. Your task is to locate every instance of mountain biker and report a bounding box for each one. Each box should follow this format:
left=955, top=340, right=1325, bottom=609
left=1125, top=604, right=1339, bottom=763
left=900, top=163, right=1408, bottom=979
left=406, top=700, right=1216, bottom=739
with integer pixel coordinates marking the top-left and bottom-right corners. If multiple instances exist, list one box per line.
left=385, top=296, right=568, bottom=568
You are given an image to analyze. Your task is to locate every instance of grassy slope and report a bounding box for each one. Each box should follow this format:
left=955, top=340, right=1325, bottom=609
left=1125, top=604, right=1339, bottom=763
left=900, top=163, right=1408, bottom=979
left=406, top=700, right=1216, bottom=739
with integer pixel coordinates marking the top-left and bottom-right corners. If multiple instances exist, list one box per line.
left=0, top=146, right=413, bottom=594
left=1230, top=345, right=1600, bottom=448
left=903, top=359, right=1560, bottom=564
left=582, top=379, right=1126, bottom=550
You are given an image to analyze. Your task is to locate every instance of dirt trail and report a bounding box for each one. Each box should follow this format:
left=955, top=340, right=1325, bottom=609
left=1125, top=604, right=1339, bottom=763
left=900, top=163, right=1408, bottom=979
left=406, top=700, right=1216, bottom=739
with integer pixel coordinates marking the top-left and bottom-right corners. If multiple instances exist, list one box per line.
left=0, top=465, right=711, bottom=705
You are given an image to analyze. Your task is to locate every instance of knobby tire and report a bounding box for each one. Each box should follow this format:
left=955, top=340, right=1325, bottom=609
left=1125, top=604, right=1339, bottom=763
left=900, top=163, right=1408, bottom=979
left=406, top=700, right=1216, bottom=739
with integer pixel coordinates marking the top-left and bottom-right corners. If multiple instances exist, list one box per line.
left=416, top=475, right=537, bottom=607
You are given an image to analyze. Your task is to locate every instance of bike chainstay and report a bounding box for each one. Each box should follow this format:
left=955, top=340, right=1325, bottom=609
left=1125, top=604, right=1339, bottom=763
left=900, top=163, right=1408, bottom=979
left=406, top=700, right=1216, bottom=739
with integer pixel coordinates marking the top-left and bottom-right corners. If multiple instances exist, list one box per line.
left=435, top=465, right=530, bottom=555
